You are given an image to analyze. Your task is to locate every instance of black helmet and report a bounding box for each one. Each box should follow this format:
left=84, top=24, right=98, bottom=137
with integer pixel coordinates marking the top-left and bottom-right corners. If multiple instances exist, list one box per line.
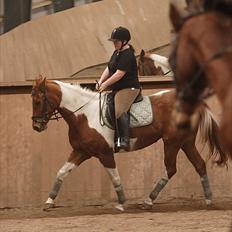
left=108, top=26, right=131, bottom=42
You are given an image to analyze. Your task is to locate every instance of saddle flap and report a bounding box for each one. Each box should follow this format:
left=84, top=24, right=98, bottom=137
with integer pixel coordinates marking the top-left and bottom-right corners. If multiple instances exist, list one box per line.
left=101, top=94, right=153, bottom=129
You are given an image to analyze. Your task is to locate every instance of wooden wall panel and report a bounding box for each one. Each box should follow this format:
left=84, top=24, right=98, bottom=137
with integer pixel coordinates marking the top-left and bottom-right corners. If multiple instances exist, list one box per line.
left=4, top=0, right=31, bottom=33
left=0, top=0, right=176, bottom=84
left=0, top=89, right=231, bottom=208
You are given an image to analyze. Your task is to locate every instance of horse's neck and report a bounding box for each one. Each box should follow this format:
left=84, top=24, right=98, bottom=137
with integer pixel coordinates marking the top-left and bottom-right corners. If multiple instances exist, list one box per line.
left=150, top=54, right=170, bottom=73
left=55, top=81, right=96, bottom=112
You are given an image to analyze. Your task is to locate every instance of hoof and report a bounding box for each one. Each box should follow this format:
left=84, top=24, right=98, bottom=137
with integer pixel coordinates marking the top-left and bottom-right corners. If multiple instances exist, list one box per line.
left=115, top=204, right=124, bottom=212
left=43, top=203, right=55, bottom=211
left=141, top=198, right=153, bottom=210
left=141, top=202, right=153, bottom=210
left=205, top=199, right=212, bottom=206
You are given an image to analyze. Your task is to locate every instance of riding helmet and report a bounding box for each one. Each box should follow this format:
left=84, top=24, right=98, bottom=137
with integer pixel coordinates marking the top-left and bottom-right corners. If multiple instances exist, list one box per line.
left=108, top=26, right=131, bottom=42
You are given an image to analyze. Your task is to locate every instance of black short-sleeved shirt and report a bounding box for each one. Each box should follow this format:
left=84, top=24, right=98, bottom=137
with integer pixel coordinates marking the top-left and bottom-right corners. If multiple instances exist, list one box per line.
left=107, top=48, right=141, bottom=91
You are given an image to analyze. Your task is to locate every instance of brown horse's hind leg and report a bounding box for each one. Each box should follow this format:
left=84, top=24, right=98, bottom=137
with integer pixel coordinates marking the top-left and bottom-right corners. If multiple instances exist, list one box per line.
left=43, top=151, right=90, bottom=211
left=181, top=140, right=212, bottom=205
left=143, top=141, right=180, bottom=209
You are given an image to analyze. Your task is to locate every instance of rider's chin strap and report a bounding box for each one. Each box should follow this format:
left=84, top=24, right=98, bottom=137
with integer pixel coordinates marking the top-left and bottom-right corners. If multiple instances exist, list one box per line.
left=118, top=41, right=128, bottom=53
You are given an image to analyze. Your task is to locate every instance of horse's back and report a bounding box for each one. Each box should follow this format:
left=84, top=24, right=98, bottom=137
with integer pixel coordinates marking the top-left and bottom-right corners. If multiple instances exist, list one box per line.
left=149, top=90, right=176, bottom=124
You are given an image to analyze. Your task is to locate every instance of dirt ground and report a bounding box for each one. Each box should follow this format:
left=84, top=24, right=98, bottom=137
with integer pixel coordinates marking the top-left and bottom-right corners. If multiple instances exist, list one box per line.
left=1, top=199, right=232, bottom=232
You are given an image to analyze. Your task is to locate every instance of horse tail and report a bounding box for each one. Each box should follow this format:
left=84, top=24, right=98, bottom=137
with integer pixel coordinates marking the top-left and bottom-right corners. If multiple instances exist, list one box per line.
left=198, top=104, right=229, bottom=166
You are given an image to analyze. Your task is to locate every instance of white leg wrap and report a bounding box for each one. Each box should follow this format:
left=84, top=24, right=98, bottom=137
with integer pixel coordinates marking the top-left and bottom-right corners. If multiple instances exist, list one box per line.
left=205, top=199, right=212, bottom=205
left=106, top=168, right=126, bottom=205
left=115, top=204, right=125, bottom=212
left=45, top=197, right=54, bottom=204
left=144, top=197, right=153, bottom=206
left=57, top=162, right=76, bottom=181
left=106, top=168, right=121, bottom=187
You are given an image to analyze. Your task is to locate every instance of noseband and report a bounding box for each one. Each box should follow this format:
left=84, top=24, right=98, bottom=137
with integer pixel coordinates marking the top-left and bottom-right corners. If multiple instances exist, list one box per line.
left=32, top=86, right=99, bottom=123
left=31, top=89, right=59, bottom=123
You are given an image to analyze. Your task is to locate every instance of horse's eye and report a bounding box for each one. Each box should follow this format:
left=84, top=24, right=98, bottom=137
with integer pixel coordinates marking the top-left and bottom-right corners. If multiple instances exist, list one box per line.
left=33, top=100, right=40, bottom=106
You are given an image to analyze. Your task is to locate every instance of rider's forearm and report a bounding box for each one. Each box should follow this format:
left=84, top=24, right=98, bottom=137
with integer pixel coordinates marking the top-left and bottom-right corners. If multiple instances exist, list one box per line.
left=99, top=67, right=110, bottom=84
left=103, top=70, right=125, bottom=87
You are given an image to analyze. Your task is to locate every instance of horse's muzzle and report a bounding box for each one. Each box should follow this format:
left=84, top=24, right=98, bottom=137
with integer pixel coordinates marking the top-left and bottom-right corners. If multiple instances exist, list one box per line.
left=33, top=121, right=47, bottom=132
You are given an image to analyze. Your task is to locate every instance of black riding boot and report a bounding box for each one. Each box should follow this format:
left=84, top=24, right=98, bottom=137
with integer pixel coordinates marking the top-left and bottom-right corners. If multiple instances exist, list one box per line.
left=116, top=112, right=130, bottom=151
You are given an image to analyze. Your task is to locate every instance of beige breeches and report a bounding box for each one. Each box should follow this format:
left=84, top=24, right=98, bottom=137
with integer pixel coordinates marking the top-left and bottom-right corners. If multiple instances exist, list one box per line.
left=114, top=88, right=140, bottom=119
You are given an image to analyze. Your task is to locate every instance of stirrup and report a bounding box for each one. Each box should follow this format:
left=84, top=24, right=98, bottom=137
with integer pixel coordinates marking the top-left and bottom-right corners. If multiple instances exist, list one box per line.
left=116, top=137, right=129, bottom=151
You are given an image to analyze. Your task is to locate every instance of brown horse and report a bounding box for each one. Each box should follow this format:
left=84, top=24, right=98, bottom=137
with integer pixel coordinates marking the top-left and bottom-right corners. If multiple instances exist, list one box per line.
left=31, top=76, right=228, bottom=211
left=169, top=2, right=232, bottom=154
left=138, top=49, right=173, bottom=76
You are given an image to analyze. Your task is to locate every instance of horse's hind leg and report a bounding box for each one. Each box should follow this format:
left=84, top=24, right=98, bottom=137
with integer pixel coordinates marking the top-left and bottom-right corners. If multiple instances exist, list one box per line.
left=44, top=151, right=89, bottom=211
left=181, top=140, right=212, bottom=205
left=143, top=141, right=180, bottom=209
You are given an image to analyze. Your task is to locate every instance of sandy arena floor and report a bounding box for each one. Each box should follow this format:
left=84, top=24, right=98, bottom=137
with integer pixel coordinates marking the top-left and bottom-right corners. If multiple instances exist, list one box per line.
left=0, top=199, right=232, bottom=232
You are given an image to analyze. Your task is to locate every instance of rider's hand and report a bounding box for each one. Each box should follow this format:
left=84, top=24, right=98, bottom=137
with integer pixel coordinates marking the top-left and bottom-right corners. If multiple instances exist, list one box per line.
left=95, top=81, right=101, bottom=91
left=99, top=82, right=108, bottom=92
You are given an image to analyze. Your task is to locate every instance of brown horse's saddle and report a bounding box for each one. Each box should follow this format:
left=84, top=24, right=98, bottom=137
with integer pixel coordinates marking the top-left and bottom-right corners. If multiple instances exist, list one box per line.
left=101, top=92, right=153, bottom=130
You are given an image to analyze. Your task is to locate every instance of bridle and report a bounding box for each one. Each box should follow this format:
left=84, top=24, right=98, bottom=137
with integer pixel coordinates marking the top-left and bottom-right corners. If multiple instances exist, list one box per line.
left=177, top=45, right=232, bottom=102
left=31, top=89, right=60, bottom=123
left=138, top=59, right=150, bottom=76
left=171, top=14, right=232, bottom=103
left=31, top=86, right=99, bottom=123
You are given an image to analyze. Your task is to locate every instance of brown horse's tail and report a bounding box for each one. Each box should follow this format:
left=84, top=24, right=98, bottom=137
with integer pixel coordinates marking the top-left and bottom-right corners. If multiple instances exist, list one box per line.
left=198, top=104, right=229, bottom=166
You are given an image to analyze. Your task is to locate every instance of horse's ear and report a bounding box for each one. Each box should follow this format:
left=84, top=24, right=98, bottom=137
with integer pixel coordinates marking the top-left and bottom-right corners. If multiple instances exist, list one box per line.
left=140, top=49, right=145, bottom=57
left=39, top=74, right=45, bottom=80
left=40, top=75, right=46, bottom=91
left=169, top=3, right=184, bottom=32
left=140, top=49, right=145, bottom=61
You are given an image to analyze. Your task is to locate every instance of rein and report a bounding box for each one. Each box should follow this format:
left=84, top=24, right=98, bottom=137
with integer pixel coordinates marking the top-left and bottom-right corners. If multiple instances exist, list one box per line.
left=96, top=80, right=106, bottom=127
left=171, top=10, right=232, bottom=103
left=52, top=92, right=99, bottom=121
left=177, top=44, right=232, bottom=102
left=99, top=91, right=107, bottom=126
left=32, top=87, right=99, bottom=122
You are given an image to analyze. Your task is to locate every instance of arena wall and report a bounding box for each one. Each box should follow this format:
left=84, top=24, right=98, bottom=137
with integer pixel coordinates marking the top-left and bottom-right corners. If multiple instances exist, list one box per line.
left=0, top=0, right=174, bottom=84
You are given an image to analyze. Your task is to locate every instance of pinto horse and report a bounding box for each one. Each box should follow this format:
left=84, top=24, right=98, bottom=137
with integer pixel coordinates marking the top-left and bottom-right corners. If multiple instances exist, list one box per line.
left=169, top=3, right=232, bottom=154
left=31, top=76, right=228, bottom=211
left=138, top=49, right=173, bottom=76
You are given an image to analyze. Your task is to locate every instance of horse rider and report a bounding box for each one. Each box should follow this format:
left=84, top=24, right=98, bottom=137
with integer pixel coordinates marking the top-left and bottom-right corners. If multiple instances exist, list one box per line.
left=96, top=26, right=141, bottom=151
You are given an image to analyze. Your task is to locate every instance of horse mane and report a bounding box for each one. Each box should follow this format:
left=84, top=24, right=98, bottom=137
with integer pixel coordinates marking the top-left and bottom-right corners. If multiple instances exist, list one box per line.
left=55, top=81, right=96, bottom=97
left=149, top=54, right=170, bottom=74
left=204, top=0, right=232, bottom=16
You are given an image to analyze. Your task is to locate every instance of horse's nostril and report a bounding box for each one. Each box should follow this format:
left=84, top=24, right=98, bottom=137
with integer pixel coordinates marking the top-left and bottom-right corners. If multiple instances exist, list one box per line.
left=33, top=125, right=41, bottom=132
left=33, top=122, right=44, bottom=132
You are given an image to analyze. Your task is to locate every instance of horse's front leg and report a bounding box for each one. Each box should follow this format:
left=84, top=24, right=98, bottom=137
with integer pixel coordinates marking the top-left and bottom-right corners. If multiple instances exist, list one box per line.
left=99, top=155, right=126, bottom=211
left=105, top=168, right=126, bottom=211
left=44, top=151, right=89, bottom=211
